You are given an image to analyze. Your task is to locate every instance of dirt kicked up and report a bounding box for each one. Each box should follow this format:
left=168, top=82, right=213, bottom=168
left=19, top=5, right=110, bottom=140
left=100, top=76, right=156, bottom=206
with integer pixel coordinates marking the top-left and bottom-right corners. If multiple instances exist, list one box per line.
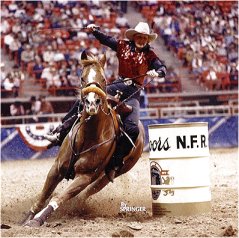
left=1, top=148, right=238, bottom=237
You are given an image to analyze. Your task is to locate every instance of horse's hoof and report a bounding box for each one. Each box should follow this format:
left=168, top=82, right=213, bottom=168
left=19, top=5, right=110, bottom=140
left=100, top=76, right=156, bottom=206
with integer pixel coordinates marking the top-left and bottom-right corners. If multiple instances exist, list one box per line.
left=21, top=211, right=35, bottom=226
left=23, top=219, right=42, bottom=228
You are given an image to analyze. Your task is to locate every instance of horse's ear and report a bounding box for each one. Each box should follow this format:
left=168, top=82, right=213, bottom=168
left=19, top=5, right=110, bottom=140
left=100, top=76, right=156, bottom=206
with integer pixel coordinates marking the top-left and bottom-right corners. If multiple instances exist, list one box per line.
left=81, top=50, right=88, bottom=60
left=99, top=54, right=106, bottom=68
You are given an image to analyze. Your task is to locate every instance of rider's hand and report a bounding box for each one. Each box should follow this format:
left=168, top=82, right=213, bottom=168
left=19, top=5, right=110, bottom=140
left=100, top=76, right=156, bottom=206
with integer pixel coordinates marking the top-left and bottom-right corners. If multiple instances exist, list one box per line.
left=86, top=24, right=99, bottom=33
left=146, top=69, right=159, bottom=78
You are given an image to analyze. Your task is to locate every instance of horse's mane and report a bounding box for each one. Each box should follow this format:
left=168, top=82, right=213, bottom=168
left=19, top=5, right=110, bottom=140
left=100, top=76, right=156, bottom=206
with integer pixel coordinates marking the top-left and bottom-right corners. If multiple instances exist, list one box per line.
left=81, top=56, right=101, bottom=68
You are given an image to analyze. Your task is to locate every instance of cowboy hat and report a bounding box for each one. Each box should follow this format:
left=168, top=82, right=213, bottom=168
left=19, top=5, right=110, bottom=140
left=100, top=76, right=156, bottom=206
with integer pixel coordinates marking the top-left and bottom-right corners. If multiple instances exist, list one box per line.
left=125, top=22, right=158, bottom=42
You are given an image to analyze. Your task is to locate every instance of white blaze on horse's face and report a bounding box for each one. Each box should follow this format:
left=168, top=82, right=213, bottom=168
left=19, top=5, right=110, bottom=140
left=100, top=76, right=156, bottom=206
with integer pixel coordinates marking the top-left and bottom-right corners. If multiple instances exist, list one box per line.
left=87, top=68, right=97, bottom=83
left=85, top=92, right=101, bottom=115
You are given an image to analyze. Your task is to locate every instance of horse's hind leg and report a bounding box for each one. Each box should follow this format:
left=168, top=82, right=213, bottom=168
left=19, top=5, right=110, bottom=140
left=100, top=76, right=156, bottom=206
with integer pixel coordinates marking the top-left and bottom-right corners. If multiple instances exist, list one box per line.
left=22, top=160, right=64, bottom=225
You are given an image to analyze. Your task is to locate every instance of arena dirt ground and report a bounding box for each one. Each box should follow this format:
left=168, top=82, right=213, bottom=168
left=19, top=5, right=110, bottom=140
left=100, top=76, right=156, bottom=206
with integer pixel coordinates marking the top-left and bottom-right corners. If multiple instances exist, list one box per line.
left=1, top=148, right=238, bottom=237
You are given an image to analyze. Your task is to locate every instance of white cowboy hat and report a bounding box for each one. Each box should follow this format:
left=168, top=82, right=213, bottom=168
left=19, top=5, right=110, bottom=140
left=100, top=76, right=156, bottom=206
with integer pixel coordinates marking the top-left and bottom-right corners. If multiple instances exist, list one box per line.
left=125, top=22, right=158, bottom=43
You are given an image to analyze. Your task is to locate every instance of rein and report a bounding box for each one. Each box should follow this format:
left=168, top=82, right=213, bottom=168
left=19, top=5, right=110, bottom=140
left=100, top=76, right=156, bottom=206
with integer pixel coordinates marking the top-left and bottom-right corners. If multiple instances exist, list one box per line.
left=69, top=107, right=116, bottom=157
left=113, top=76, right=155, bottom=111
left=106, top=74, right=147, bottom=86
left=77, top=136, right=116, bottom=156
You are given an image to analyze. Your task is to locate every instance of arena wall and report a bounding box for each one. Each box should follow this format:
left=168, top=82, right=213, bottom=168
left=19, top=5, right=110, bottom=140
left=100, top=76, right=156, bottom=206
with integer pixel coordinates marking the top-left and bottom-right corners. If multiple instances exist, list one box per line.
left=1, top=116, right=238, bottom=161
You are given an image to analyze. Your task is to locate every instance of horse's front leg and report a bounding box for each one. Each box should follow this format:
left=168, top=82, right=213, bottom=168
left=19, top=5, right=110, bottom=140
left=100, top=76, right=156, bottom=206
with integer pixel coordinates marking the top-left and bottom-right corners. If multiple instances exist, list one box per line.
left=78, top=172, right=110, bottom=203
left=22, top=161, right=65, bottom=226
left=24, top=173, right=93, bottom=227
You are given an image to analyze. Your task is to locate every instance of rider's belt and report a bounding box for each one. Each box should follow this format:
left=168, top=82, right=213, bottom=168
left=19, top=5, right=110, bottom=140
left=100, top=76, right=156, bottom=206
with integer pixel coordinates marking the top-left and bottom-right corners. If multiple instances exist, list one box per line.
left=120, top=77, right=140, bottom=87
left=124, top=79, right=133, bottom=86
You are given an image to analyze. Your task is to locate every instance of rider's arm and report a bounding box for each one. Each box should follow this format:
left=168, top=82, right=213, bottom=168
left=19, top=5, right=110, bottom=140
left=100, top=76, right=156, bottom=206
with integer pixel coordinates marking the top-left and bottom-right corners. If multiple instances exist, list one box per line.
left=151, top=58, right=167, bottom=77
left=92, top=29, right=118, bottom=52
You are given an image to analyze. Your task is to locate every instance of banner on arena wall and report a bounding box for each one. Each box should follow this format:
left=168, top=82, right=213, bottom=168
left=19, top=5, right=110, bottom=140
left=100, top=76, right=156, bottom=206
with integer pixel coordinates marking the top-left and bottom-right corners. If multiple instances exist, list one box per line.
left=16, top=123, right=60, bottom=151
left=1, top=116, right=238, bottom=160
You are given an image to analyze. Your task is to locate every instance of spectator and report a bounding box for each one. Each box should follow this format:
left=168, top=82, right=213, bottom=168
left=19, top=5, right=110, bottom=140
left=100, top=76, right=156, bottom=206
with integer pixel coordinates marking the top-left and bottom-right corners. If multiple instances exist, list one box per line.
left=184, top=45, right=194, bottom=68
left=9, top=33, right=21, bottom=61
left=42, top=45, right=55, bottom=63
left=152, top=1, right=238, bottom=91
left=39, top=95, right=54, bottom=122
left=229, top=62, right=238, bottom=89
left=228, top=43, right=238, bottom=62
left=27, top=96, right=41, bottom=123
left=53, top=48, right=65, bottom=62
left=67, top=68, right=80, bottom=87
left=41, top=62, right=57, bottom=88
left=217, top=62, right=230, bottom=90
left=8, top=1, right=18, bottom=14
left=191, top=52, right=203, bottom=79
left=21, top=44, right=35, bottom=70
left=57, top=71, right=73, bottom=96
left=1, top=62, right=7, bottom=98
left=4, top=32, right=14, bottom=54
left=165, top=67, right=181, bottom=92
left=12, top=19, right=21, bottom=34
left=1, top=4, right=10, bottom=18
left=47, top=66, right=61, bottom=90
left=11, top=65, right=25, bottom=96
left=33, top=56, right=44, bottom=81
left=70, top=46, right=82, bottom=61
left=205, top=65, right=220, bottom=91
left=0, top=63, right=7, bottom=83
left=10, top=101, right=25, bottom=124
left=1, top=18, right=11, bottom=34
left=2, top=73, right=19, bottom=97
left=115, top=12, right=129, bottom=28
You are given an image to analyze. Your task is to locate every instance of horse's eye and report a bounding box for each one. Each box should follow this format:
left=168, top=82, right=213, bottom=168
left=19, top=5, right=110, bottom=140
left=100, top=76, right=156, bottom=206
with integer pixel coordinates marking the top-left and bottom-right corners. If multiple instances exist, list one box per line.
left=96, top=99, right=101, bottom=105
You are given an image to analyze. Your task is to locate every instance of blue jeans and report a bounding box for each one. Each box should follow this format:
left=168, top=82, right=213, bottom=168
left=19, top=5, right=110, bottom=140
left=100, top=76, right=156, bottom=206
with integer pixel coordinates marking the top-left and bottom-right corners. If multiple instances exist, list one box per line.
left=106, top=80, right=140, bottom=163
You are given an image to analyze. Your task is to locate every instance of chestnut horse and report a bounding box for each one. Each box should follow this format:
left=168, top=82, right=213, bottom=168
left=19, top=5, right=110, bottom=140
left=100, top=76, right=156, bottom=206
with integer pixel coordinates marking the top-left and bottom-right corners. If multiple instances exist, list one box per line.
left=23, top=52, right=145, bottom=227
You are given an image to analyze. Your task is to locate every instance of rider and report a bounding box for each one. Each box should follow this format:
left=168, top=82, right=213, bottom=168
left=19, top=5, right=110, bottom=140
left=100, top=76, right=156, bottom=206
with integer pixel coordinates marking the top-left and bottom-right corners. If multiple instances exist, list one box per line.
left=45, top=22, right=167, bottom=182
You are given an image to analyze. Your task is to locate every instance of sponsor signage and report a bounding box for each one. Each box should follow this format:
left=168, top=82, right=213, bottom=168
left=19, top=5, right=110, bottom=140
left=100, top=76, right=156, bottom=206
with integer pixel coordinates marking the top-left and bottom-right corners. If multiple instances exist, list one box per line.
left=148, top=123, right=209, bottom=158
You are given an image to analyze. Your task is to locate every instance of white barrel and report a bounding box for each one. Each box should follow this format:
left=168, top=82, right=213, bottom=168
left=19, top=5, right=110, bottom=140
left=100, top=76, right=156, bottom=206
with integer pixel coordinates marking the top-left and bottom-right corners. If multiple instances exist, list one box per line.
left=148, top=122, right=211, bottom=216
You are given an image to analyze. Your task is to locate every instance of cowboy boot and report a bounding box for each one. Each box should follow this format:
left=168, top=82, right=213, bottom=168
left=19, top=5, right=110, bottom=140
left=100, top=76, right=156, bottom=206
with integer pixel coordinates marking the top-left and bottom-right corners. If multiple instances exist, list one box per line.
left=45, top=127, right=65, bottom=149
left=45, top=114, right=79, bottom=148
left=45, top=132, right=62, bottom=148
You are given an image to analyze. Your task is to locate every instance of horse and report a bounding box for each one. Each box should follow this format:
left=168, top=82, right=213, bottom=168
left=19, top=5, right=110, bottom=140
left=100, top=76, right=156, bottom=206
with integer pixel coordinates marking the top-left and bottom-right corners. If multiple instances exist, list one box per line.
left=23, top=51, right=145, bottom=227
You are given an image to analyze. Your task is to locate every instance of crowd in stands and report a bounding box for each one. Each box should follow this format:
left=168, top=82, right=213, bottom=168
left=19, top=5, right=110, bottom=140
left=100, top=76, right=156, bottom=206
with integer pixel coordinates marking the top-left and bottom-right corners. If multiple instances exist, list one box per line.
left=1, top=1, right=238, bottom=124
left=136, top=1, right=238, bottom=91
left=1, top=63, right=25, bottom=97
left=9, top=95, right=54, bottom=124
left=1, top=0, right=128, bottom=98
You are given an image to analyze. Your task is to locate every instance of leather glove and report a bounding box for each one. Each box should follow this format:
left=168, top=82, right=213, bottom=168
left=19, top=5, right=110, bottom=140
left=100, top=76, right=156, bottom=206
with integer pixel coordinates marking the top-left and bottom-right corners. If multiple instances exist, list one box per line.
left=86, top=24, right=99, bottom=32
left=146, top=69, right=159, bottom=78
